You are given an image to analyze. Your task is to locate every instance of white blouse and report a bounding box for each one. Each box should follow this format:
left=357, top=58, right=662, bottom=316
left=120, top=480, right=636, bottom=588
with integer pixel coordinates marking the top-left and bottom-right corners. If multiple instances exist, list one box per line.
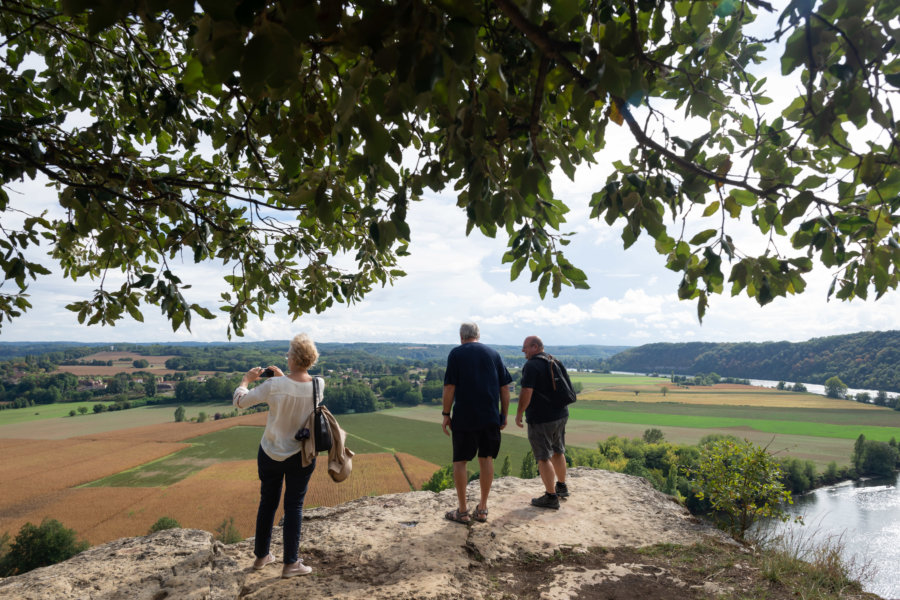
left=233, top=376, right=323, bottom=461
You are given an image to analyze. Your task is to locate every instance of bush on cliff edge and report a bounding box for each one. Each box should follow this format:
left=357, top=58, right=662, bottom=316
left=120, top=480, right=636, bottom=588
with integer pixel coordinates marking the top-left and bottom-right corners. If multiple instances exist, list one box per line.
left=0, top=518, right=88, bottom=576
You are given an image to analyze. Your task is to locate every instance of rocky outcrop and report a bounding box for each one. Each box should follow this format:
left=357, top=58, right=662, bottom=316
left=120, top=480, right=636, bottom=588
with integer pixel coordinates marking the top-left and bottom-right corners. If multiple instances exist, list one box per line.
left=0, top=468, right=735, bottom=599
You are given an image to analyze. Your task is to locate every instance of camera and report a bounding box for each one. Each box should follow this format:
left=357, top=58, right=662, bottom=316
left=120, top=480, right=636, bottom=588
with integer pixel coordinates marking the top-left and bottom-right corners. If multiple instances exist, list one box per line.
left=294, top=427, right=310, bottom=441
left=260, top=367, right=276, bottom=378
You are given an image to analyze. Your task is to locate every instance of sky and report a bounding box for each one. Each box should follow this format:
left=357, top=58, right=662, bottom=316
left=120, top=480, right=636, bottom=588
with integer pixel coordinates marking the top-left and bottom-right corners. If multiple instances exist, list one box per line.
left=3, top=5, right=900, bottom=348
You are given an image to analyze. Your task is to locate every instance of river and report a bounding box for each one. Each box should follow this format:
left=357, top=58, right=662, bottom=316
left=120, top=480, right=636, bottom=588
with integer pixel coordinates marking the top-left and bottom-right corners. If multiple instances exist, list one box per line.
left=764, top=474, right=900, bottom=599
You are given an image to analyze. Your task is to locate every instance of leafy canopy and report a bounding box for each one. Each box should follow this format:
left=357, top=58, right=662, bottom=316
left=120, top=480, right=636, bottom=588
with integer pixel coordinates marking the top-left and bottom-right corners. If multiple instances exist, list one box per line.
left=1, top=0, right=898, bottom=336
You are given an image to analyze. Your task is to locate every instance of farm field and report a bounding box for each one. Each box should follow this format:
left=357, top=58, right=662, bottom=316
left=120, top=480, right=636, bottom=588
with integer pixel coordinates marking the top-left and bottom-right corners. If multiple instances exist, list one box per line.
left=3, top=372, right=897, bottom=550
left=51, top=350, right=204, bottom=377
left=569, top=372, right=664, bottom=391
left=0, top=401, right=237, bottom=437
left=84, top=426, right=265, bottom=487
left=566, top=405, right=900, bottom=441
left=336, top=412, right=534, bottom=472
left=572, top=372, right=887, bottom=409
left=0, top=451, right=435, bottom=545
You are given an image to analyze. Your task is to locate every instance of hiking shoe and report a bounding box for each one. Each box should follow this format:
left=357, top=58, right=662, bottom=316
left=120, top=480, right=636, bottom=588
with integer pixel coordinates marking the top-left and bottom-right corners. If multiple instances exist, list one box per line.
left=555, top=481, right=570, bottom=497
left=531, top=492, right=560, bottom=509
left=282, top=560, right=312, bottom=578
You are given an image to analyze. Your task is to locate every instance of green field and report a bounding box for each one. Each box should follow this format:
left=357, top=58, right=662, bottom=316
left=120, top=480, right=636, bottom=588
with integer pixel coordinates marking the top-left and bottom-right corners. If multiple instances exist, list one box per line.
left=83, top=426, right=264, bottom=487
left=0, top=401, right=116, bottom=425
left=577, top=399, right=900, bottom=428
left=80, top=413, right=533, bottom=488
left=337, top=412, right=533, bottom=473
left=569, top=372, right=664, bottom=391
left=566, top=405, right=900, bottom=441
left=0, top=402, right=234, bottom=439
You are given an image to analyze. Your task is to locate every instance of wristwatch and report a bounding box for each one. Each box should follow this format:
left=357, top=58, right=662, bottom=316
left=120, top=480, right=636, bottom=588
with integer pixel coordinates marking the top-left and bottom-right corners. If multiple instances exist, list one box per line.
left=441, top=411, right=451, bottom=416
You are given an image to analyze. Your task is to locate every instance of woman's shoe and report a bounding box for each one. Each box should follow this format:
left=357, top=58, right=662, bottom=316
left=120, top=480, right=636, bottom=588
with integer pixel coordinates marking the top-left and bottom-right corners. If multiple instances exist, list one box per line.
left=253, top=553, right=276, bottom=570
left=282, top=560, right=313, bottom=578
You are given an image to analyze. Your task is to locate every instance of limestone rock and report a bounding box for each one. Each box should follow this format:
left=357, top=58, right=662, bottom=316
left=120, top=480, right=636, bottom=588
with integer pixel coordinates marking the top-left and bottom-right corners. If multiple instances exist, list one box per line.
left=0, top=468, right=732, bottom=599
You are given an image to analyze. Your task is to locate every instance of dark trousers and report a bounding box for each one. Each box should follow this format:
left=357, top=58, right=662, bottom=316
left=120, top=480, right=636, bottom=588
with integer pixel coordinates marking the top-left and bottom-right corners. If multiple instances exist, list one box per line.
left=254, top=445, right=316, bottom=564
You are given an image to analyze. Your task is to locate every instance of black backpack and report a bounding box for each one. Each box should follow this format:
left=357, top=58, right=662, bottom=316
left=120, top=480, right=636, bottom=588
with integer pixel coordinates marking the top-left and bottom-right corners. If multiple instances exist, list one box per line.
left=535, top=353, right=577, bottom=407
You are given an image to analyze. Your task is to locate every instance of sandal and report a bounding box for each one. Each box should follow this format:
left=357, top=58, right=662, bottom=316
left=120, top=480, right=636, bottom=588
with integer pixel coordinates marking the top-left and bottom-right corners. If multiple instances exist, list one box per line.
left=472, top=506, right=488, bottom=522
left=445, top=508, right=470, bottom=524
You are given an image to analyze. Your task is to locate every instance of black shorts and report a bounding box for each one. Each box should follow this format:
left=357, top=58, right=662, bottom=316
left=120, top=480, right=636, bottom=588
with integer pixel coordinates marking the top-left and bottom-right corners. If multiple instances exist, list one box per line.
left=452, top=425, right=502, bottom=462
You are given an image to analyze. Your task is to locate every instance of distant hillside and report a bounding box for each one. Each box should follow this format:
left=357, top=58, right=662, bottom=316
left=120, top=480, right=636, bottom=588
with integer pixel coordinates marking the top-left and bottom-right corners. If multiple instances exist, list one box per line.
left=604, top=330, right=900, bottom=392
left=0, top=341, right=93, bottom=360
left=0, top=340, right=629, bottom=372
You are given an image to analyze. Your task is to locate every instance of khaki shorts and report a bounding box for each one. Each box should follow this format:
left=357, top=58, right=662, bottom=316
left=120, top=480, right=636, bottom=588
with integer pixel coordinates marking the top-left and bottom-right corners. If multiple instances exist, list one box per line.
left=527, top=417, right=567, bottom=461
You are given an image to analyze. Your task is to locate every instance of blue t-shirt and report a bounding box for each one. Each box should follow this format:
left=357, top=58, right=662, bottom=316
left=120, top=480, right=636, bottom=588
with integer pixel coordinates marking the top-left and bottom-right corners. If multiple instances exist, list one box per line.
left=521, top=354, right=570, bottom=424
left=444, top=342, right=512, bottom=432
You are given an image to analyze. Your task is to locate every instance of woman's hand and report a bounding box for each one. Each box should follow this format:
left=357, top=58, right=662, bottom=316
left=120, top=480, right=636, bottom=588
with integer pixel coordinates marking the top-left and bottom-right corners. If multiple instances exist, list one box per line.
left=241, top=366, right=265, bottom=387
left=266, top=365, right=285, bottom=377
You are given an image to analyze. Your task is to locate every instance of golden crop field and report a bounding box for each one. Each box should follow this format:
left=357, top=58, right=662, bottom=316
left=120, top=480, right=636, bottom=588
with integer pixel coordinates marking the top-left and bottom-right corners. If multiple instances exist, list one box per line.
left=395, top=452, right=440, bottom=490
left=0, top=438, right=187, bottom=535
left=305, top=452, right=413, bottom=507
left=0, top=453, right=422, bottom=544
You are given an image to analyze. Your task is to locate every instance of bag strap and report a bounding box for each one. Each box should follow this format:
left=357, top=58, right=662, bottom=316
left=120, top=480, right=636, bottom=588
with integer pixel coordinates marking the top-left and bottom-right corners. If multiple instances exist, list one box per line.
left=536, top=352, right=558, bottom=391
left=312, top=377, right=320, bottom=409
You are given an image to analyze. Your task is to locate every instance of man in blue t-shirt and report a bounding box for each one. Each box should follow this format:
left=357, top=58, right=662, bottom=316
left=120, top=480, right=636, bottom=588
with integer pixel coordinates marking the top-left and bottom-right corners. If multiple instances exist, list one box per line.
left=515, top=335, right=570, bottom=510
left=441, top=322, right=512, bottom=525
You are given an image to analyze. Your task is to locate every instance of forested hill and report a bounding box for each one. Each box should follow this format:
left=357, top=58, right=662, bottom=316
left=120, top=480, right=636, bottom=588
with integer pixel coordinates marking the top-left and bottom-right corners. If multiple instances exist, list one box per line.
left=604, top=330, right=900, bottom=392
left=0, top=341, right=628, bottom=372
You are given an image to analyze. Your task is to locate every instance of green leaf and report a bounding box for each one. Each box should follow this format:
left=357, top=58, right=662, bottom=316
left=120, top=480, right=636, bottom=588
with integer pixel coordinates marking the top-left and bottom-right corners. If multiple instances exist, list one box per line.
left=702, top=202, right=720, bottom=217
left=689, top=229, right=718, bottom=245
left=730, top=190, right=758, bottom=207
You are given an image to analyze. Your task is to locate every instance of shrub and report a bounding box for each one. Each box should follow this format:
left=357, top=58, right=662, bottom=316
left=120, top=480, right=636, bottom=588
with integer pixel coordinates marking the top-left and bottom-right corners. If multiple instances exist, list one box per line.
left=214, top=517, right=242, bottom=544
left=0, top=519, right=88, bottom=576
left=421, top=465, right=454, bottom=492
left=520, top=450, right=537, bottom=479
left=174, top=406, right=185, bottom=422
left=197, top=411, right=207, bottom=423
left=499, top=455, right=511, bottom=477
left=148, top=517, right=181, bottom=534
left=690, top=439, right=798, bottom=541
left=860, top=441, right=900, bottom=477
left=642, top=428, right=665, bottom=444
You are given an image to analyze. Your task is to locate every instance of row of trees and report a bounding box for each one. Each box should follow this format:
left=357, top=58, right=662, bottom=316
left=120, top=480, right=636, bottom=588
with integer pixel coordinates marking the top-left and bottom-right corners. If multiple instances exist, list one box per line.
left=824, top=376, right=900, bottom=409
left=0, top=371, right=167, bottom=410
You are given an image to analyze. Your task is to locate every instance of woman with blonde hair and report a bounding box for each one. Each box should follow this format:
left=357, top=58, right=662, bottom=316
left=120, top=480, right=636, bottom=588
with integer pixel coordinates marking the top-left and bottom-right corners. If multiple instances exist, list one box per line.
left=233, top=333, right=321, bottom=578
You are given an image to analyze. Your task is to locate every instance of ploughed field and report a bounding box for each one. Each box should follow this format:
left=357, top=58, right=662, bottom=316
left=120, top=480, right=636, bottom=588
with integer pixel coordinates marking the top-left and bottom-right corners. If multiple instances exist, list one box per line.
left=2, top=372, right=898, bottom=547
